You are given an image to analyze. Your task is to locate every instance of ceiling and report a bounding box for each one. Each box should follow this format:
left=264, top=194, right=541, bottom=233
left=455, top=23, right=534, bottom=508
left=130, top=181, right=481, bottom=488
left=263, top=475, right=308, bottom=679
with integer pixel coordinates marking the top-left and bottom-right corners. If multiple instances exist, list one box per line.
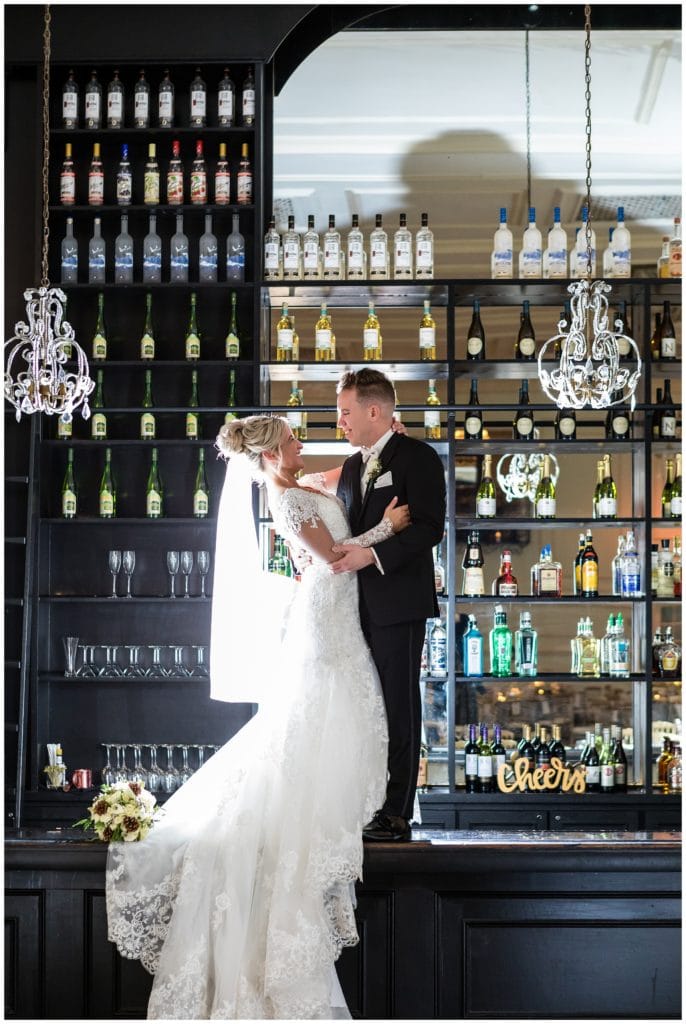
left=273, top=27, right=682, bottom=277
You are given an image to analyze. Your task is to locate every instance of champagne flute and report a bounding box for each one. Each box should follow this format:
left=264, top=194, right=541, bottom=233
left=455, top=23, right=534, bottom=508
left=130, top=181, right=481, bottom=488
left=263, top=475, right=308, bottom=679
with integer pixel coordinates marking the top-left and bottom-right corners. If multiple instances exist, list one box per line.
left=122, top=549, right=136, bottom=598
left=166, top=550, right=180, bottom=598
left=108, top=550, right=122, bottom=598
left=180, top=550, right=193, bottom=598
left=196, top=550, right=210, bottom=598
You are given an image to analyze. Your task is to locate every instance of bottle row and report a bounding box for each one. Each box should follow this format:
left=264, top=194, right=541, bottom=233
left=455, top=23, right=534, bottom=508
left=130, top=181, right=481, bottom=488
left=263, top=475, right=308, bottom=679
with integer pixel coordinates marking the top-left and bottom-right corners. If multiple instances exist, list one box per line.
left=58, top=139, right=253, bottom=208
left=657, top=737, right=683, bottom=794
left=60, top=66, right=256, bottom=130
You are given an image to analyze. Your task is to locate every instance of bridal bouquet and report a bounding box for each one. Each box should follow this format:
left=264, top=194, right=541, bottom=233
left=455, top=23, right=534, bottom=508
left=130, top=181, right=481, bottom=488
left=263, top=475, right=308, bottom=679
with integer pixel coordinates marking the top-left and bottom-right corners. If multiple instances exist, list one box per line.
left=73, top=781, right=159, bottom=842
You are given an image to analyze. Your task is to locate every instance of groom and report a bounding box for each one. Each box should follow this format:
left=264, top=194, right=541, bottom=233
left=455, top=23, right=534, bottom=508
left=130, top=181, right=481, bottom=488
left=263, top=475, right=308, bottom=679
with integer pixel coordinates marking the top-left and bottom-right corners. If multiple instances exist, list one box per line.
left=332, top=369, right=446, bottom=841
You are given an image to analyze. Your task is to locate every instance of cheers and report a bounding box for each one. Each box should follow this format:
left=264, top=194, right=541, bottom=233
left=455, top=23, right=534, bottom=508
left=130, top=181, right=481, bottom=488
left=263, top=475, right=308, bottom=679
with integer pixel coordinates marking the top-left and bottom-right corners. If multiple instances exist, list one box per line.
left=497, top=755, right=586, bottom=794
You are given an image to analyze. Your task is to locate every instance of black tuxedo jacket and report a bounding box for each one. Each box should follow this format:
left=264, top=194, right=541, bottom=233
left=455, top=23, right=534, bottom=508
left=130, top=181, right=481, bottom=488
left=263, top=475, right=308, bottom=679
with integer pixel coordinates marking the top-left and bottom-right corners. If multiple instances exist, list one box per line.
left=337, top=433, right=446, bottom=627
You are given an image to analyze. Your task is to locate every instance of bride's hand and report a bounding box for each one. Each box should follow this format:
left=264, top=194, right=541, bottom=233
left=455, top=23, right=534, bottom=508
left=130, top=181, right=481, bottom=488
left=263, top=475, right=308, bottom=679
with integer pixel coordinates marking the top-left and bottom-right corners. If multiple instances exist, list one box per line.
left=383, top=496, right=411, bottom=533
left=391, top=415, right=408, bottom=435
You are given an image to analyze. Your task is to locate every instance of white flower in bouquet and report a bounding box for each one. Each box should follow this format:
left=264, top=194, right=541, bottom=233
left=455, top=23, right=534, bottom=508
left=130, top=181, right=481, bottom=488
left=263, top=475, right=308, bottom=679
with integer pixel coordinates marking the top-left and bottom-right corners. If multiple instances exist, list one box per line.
left=73, top=780, right=161, bottom=843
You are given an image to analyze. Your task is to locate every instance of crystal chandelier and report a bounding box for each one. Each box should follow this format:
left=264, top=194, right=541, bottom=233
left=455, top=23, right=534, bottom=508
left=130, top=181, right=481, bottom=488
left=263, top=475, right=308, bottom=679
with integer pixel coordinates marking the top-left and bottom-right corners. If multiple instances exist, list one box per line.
left=496, top=452, right=559, bottom=504
left=4, top=5, right=93, bottom=423
left=537, top=5, right=642, bottom=412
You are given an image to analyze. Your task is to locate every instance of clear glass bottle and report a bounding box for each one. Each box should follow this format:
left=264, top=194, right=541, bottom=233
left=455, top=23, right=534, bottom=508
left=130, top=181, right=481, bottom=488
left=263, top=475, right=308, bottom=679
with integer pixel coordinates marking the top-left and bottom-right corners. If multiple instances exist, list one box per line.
left=302, top=215, right=320, bottom=278
left=415, top=212, right=434, bottom=278
left=602, top=228, right=615, bottom=278
left=134, top=69, right=150, bottom=127
left=282, top=215, right=301, bottom=279
left=84, top=69, right=102, bottom=128
left=519, top=207, right=542, bottom=277
left=190, top=139, right=207, bottom=204
left=114, top=213, right=133, bottom=284
left=491, top=207, right=513, bottom=279
left=88, top=217, right=106, bottom=284
left=170, top=214, right=189, bottom=283
left=667, top=744, right=682, bottom=793
left=393, top=213, right=413, bottom=278
left=369, top=213, right=389, bottom=277
left=424, top=379, right=441, bottom=440
left=608, top=612, right=630, bottom=678
left=515, top=611, right=538, bottom=677
left=144, top=143, right=160, bottom=205
left=115, top=143, right=132, bottom=206
left=462, top=530, right=485, bottom=597
left=578, top=618, right=601, bottom=677
left=419, top=300, right=436, bottom=360
left=611, top=534, right=626, bottom=597
left=673, top=534, right=682, bottom=598
left=198, top=213, right=218, bottom=283
left=620, top=529, right=642, bottom=597
left=61, top=218, right=78, bottom=284
left=462, top=616, right=483, bottom=677
left=611, top=206, right=631, bottom=277
left=429, top=615, right=448, bottom=678
left=263, top=217, right=281, bottom=280
left=60, top=142, right=76, bottom=205
left=362, top=301, right=382, bottom=360
left=323, top=214, right=342, bottom=279
left=166, top=139, right=184, bottom=205
left=600, top=614, right=615, bottom=675
left=226, top=214, right=245, bottom=282
left=214, top=142, right=230, bottom=204
left=236, top=143, right=252, bottom=205
left=143, top=213, right=162, bottom=284
left=546, top=206, right=568, bottom=278
left=489, top=605, right=513, bottom=678
left=107, top=68, right=124, bottom=128
left=670, top=452, right=682, bottom=518
left=217, top=66, right=235, bottom=126
left=656, top=538, right=675, bottom=599
left=242, top=66, right=256, bottom=125
left=190, top=67, right=207, bottom=127
left=88, top=142, right=104, bottom=206
left=346, top=214, right=365, bottom=279
left=158, top=68, right=174, bottom=127
left=62, top=68, right=79, bottom=129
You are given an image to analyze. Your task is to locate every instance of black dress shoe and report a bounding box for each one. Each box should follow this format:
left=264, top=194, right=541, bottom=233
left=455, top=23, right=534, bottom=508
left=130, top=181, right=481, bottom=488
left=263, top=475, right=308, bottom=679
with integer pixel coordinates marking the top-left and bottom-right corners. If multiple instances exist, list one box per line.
left=362, top=810, right=411, bottom=842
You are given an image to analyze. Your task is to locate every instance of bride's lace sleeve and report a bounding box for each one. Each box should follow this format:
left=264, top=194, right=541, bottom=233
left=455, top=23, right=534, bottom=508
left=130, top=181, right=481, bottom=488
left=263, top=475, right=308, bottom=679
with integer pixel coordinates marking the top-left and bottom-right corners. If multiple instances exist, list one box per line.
left=275, top=488, right=322, bottom=537
left=342, top=518, right=394, bottom=547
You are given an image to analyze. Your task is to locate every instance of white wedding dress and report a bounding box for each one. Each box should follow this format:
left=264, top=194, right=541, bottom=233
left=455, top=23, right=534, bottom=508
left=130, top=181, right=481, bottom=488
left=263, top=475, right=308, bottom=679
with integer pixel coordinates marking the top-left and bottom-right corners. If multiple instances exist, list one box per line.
left=106, top=485, right=389, bottom=1019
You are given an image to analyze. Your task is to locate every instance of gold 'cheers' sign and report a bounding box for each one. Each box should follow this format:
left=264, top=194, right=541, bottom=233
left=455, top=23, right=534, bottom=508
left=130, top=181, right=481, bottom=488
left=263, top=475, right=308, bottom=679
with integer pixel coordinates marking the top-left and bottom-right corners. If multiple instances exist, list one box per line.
left=497, top=756, right=586, bottom=794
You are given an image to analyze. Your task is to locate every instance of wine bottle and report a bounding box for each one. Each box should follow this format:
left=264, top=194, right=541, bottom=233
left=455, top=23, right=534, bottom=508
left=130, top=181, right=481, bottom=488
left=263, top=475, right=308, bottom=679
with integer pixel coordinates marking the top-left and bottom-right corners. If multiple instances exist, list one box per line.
left=214, top=142, right=230, bottom=204
left=649, top=312, right=662, bottom=362
left=462, top=530, right=485, bottom=597
left=60, top=143, right=76, bottom=205
left=186, top=370, right=200, bottom=440
left=515, top=301, right=536, bottom=359
left=369, top=213, right=389, bottom=278
left=276, top=302, right=294, bottom=362
left=217, top=67, right=235, bottom=126
left=669, top=215, right=682, bottom=278
left=661, top=458, right=674, bottom=519
left=315, top=302, right=335, bottom=361
left=263, top=216, right=281, bottom=280
left=144, top=142, right=160, bottom=205
left=61, top=448, right=77, bottom=519
left=513, top=380, right=535, bottom=440
left=91, top=370, right=107, bottom=439
left=466, top=299, right=485, bottom=359
left=660, top=379, right=677, bottom=439
left=107, top=68, right=124, bottom=129
left=489, top=605, right=513, bottom=678
left=158, top=69, right=174, bottom=127
left=62, top=68, right=78, bottom=129
left=84, top=69, right=102, bottom=129
left=99, top=447, right=116, bottom=518
left=146, top=448, right=163, bottom=518
left=612, top=726, right=628, bottom=792
left=463, top=616, right=484, bottom=678
left=282, top=216, right=301, bottom=279
left=140, top=292, right=155, bottom=360
left=193, top=448, right=209, bottom=518
left=419, top=300, right=436, bottom=360
left=555, top=405, right=576, bottom=440
left=476, top=453, right=496, bottom=518
left=464, top=378, right=483, bottom=440
left=189, top=67, right=207, bottom=128
left=424, top=379, right=441, bottom=440
left=92, top=291, right=107, bottom=360
left=363, top=301, right=382, bottom=360
left=670, top=452, right=682, bottom=518
left=236, top=143, right=252, bottom=205
left=134, top=68, right=150, bottom=128
left=60, top=218, right=78, bottom=284
left=225, top=291, right=240, bottom=360
left=241, top=66, right=255, bottom=125
left=167, top=139, right=184, bottom=204
left=199, top=212, right=218, bottom=283
left=140, top=369, right=155, bottom=440
left=597, top=453, right=617, bottom=520
left=88, top=217, right=106, bottom=284
left=393, top=212, right=413, bottom=278
left=584, top=731, right=601, bottom=792
left=599, top=727, right=615, bottom=792
left=476, top=724, right=493, bottom=793
left=114, top=213, right=133, bottom=284
left=226, top=214, right=245, bottom=282
left=581, top=530, right=599, bottom=598
left=184, top=293, right=201, bottom=360
left=534, top=454, right=556, bottom=519
left=660, top=301, right=677, bottom=360
left=592, top=459, right=603, bottom=519
left=464, top=724, right=479, bottom=793
left=605, top=390, right=631, bottom=439
left=491, top=724, right=507, bottom=783
left=415, top=212, right=434, bottom=278
left=286, top=381, right=305, bottom=441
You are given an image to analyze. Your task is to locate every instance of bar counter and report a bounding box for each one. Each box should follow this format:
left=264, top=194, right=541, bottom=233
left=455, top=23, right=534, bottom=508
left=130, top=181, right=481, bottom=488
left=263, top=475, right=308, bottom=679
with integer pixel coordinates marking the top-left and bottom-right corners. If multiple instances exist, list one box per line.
left=5, top=827, right=681, bottom=1020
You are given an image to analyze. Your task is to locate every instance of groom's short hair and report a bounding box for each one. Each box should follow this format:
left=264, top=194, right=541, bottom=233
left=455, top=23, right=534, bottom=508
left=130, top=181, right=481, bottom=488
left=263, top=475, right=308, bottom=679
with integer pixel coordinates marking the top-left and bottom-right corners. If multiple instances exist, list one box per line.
left=337, top=369, right=396, bottom=409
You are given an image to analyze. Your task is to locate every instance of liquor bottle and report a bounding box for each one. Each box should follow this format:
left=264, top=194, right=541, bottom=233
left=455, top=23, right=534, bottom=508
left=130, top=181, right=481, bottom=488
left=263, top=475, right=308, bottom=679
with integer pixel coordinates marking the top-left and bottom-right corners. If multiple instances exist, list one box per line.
left=170, top=214, right=189, bottom=283
left=650, top=313, right=662, bottom=362
left=217, top=66, right=235, bottom=125
left=143, top=213, right=162, bottom=284
left=578, top=617, right=601, bottom=677
left=601, top=227, right=615, bottom=278
left=476, top=453, right=496, bottom=518
left=242, top=66, right=256, bottom=125
left=464, top=378, right=483, bottom=440
left=323, top=214, right=342, bottom=279
left=84, top=69, right=102, bottom=128
left=62, top=69, right=78, bottom=128
left=190, top=139, right=207, bottom=204
left=658, top=627, right=681, bottom=678
left=583, top=731, right=600, bottom=792
left=61, top=448, right=77, bottom=518
left=656, top=538, right=674, bottom=599
left=88, top=218, right=106, bottom=284
left=88, top=142, right=104, bottom=206
left=466, top=299, right=485, bottom=359
left=60, top=143, right=75, bottom=205
left=660, top=301, right=677, bottom=360
left=224, top=369, right=238, bottom=425
left=166, top=139, right=184, bottom=204
left=489, top=605, right=513, bottom=678
left=657, top=235, right=671, bottom=278
left=615, top=301, right=633, bottom=357
left=546, top=207, right=568, bottom=278
left=146, top=448, right=163, bottom=518
left=106, top=68, right=124, bottom=128
left=419, top=300, right=436, bottom=360
left=433, top=542, right=445, bottom=594
left=144, top=143, right=160, bottom=205
left=363, top=301, right=382, bottom=360
left=531, top=544, right=562, bottom=598
left=600, top=613, right=615, bottom=675
left=90, top=370, right=107, bottom=439
left=575, top=206, right=596, bottom=278
left=573, top=531, right=585, bottom=596
left=114, top=143, right=132, bottom=206
left=462, top=530, right=485, bottom=597
left=140, top=292, right=155, bottom=360
left=662, top=457, right=674, bottom=518
left=652, top=387, right=664, bottom=441
left=140, top=369, right=156, bottom=439
left=189, top=67, right=206, bottom=127
left=193, top=448, right=209, bottom=518
left=534, top=455, right=556, bottom=519
left=605, top=390, right=631, bottom=439
left=536, top=727, right=552, bottom=781
left=423, top=380, right=441, bottom=440
left=415, top=212, right=434, bottom=278
left=276, top=302, right=294, bottom=361
left=185, top=370, right=200, bottom=440
left=393, top=213, right=413, bottom=278
left=651, top=544, right=660, bottom=597
left=226, top=214, right=245, bottom=282
left=513, top=611, right=538, bottom=677
left=596, top=453, right=617, bottom=519
left=611, top=206, right=631, bottom=277
left=621, top=529, right=642, bottom=600
left=91, top=291, right=107, bottom=360
left=60, top=218, right=78, bottom=284
left=520, top=207, right=543, bottom=278
left=657, top=737, right=673, bottom=792
left=491, top=207, right=513, bottom=278
left=114, top=213, right=134, bottom=284
left=134, top=69, right=150, bottom=127
left=286, top=381, right=305, bottom=441
left=668, top=215, right=682, bottom=278
left=515, top=301, right=536, bottom=359
left=670, top=452, right=682, bottom=518
left=581, top=530, right=599, bottom=597
left=463, top=615, right=484, bottom=677
left=225, top=291, right=240, bottom=360
left=214, top=142, right=230, bottom=204
left=236, top=143, right=253, bottom=205
left=659, top=379, right=677, bottom=439
left=346, top=214, right=365, bottom=279
left=199, top=213, right=218, bottom=283
left=611, top=534, right=626, bottom=596
left=491, top=725, right=507, bottom=782
left=476, top=724, right=493, bottom=793
left=282, top=216, right=301, bottom=279
left=302, top=215, right=320, bottom=278
left=369, top=214, right=389, bottom=278
left=554, top=405, right=576, bottom=440
left=263, top=217, right=281, bottom=280
left=315, top=302, right=335, bottom=361
left=429, top=616, right=447, bottom=679
left=464, top=724, right=479, bottom=793
left=531, top=723, right=542, bottom=753
left=513, top=380, right=535, bottom=440
left=519, top=726, right=536, bottom=781
left=609, top=612, right=630, bottom=678
left=99, top=447, right=116, bottom=518
left=184, top=293, right=201, bottom=360
left=493, top=549, right=518, bottom=597
left=667, top=745, right=682, bottom=794
left=158, top=69, right=174, bottom=127
left=599, top=727, right=615, bottom=792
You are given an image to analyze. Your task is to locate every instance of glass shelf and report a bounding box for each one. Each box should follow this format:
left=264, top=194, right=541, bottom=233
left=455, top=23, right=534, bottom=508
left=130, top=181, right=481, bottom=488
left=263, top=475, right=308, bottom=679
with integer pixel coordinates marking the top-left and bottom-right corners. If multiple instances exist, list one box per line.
left=264, top=360, right=449, bottom=382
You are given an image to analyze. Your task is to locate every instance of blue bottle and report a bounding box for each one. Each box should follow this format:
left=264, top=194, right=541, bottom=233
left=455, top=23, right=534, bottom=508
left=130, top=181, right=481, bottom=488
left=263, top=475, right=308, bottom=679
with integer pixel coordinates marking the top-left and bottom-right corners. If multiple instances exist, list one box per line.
left=463, top=614, right=484, bottom=677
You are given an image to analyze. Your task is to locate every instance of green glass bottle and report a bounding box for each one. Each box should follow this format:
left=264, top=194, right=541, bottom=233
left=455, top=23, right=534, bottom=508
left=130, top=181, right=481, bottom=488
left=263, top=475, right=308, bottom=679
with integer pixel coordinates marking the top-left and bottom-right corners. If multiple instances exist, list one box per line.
left=186, top=369, right=200, bottom=439
left=477, top=724, right=493, bottom=793
left=91, top=369, right=107, bottom=439
left=140, top=291, right=155, bottom=360
left=98, top=447, right=116, bottom=518
left=224, top=369, right=237, bottom=424
left=92, top=292, right=107, bottom=360
left=671, top=452, right=682, bottom=519
left=57, top=410, right=73, bottom=439
left=140, top=369, right=155, bottom=439
left=61, top=447, right=77, bottom=519
left=489, top=604, right=512, bottom=677
left=185, top=291, right=201, bottom=360
left=225, top=290, right=240, bottom=359
left=193, top=447, right=209, bottom=518
left=597, top=453, right=617, bottom=519
left=146, top=447, right=163, bottom=518
left=662, top=458, right=674, bottom=519
left=476, top=453, right=496, bottom=518
left=599, top=726, right=615, bottom=792
left=534, top=454, right=556, bottom=519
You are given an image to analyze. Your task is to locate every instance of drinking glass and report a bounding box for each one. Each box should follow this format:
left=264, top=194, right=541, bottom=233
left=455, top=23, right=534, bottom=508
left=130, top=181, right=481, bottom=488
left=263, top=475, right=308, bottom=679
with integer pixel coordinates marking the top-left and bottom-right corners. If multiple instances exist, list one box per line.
left=145, top=744, right=162, bottom=792
left=180, top=550, right=194, bottom=597
left=179, top=744, right=192, bottom=785
left=131, top=744, right=145, bottom=782
left=148, top=644, right=168, bottom=678
left=162, top=744, right=179, bottom=793
left=196, top=550, right=210, bottom=598
left=101, top=744, right=115, bottom=787
left=166, top=551, right=180, bottom=598
left=62, top=635, right=80, bottom=677
left=114, top=745, right=129, bottom=783
left=99, top=644, right=120, bottom=678
left=170, top=644, right=190, bottom=677
left=124, top=644, right=145, bottom=677
left=191, top=644, right=209, bottom=678
left=122, top=550, right=136, bottom=598
left=108, top=550, right=122, bottom=598
left=81, top=644, right=98, bottom=677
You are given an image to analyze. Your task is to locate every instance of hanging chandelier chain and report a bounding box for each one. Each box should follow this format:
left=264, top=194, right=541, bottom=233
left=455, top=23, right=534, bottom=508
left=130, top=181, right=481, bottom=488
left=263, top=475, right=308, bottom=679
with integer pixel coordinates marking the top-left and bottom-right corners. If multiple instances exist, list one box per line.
left=525, top=29, right=532, bottom=211
left=40, top=4, right=51, bottom=288
left=583, top=3, right=593, bottom=275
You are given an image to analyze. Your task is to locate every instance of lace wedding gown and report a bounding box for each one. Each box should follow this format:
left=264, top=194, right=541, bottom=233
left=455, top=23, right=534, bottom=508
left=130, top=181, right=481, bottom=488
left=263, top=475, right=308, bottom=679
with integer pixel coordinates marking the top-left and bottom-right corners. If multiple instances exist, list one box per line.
left=106, top=486, right=389, bottom=1019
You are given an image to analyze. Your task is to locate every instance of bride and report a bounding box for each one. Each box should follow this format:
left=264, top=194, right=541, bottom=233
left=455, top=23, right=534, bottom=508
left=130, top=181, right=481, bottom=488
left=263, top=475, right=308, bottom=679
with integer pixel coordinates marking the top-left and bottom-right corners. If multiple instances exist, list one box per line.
left=106, top=414, right=410, bottom=1019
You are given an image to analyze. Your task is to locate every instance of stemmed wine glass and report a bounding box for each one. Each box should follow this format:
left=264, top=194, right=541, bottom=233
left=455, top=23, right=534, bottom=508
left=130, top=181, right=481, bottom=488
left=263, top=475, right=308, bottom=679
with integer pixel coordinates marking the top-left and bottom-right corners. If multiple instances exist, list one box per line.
left=122, top=550, right=136, bottom=598
left=179, top=744, right=193, bottom=785
left=108, top=550, right=122, bottom=598
left=166, top=551, right=180, bottom=598
left=180, top=550, right=194, bottom=598
left=196, top=551, right=210, bottom=598
left=145, top=744, right=162, bottom=792
left=101, top=744, right=115, bottom=787
left=162, top=744, right=179, bottom=793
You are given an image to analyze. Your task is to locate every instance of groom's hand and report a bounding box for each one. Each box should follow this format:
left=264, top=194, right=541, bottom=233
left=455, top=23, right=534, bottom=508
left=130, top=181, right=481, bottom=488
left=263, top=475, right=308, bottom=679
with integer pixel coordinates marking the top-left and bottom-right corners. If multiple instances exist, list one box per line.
left=330, top=545, right=375, bottom=573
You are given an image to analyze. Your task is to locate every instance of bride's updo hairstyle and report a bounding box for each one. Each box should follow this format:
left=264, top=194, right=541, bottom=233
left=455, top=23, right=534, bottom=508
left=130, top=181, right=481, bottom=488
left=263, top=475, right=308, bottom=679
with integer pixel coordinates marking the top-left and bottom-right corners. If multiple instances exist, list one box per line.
left=216, top=415, right=289, bottom=475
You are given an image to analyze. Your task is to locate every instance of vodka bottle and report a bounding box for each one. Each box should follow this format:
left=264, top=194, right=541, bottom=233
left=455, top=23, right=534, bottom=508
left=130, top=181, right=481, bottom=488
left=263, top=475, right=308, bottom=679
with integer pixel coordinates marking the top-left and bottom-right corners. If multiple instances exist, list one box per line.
left=134, top=69, right=150, bottom=127
left=519, top=207, right=542, bottom=277
left=282, top=216, right=301, bottom=279
left=263, top=217, right=281, bottom=280
left=656, top=538, right=674, bottom=599
left=369, top=214, right=389, bottom=278
left=346, top=214, right=365, bottom=279
left=62, top=69, right=78, bottom=128
left=114, top=213, right=134, bottom=284
left=116, top=144, right=132, bottom=205
left=61, top=218, right=78, bottom=284
left=393, top=213, right=413, bottom=278
left=415, top=212, right=434, bottom=278
left=170, top=214, right=189, bottom=283
left=323, top=215, right=342, bottom=279
left=88, top=217, right=106, bottom=284
left=419, top=300, right=436, bottom=359
left=158, top=69, right=174, bottom=127
left=198, top=213, right=218, bottom=283
left=491, top=207, right=513, bottom=278
left=144, top=143, right=160, bottom=205
left=214, top=142, right=231, bottom=204
left=167, top=139, right=184, bottom=204
left=107, top=68, right=124, bottom=129
left=611, top=207, right=631, bottom=277
left=84, top=69, right=102, bottom=128
left=575, top=206, right=596, bottom=278
left=236, top=143, right=252, bottom=205
left=88, top=143, right=104, bottom=206
left=242, top=66, right=256, bottom=125
left=190, top=139, right=207, bottom=205
left=217, top=67, right=235, bottom=126
left=226, top=214, right=245, bottom=282
left=302, top=215, right=320, bottom=278
left=429, top=616, right=448, bottom=679
left=184, top=293, right=201, bottom=360
left=62, top=448, right=77, bottom=518
left=668, top=216, right=682, bottom=277
left=189, top=67, right=207, bottom=127
left=514, top=611, right=538, bottom=677
left=546, top=206, right=567, bottom=278
left=602, top=229, right=614, bottom=277
left=600, top=614, right=615, bottom=675
left=60, top=143, right=75, bottom=205
left=362, top=301, right=382, bottom=360
left=611, top=534, right=626, bottom=596
left=143, top=213, right=162, bottom=284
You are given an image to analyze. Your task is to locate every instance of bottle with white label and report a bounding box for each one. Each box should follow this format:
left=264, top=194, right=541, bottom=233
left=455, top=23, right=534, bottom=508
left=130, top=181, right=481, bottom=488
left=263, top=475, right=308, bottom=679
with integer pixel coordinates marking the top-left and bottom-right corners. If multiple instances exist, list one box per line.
left=158, top=69, right=174, bottom=127
left=534, top=455, right=556, bottom=519
left=393, top=213, right=413, bottom=278
left=424, top=379, right=441, bottom=439
left=236, top=144, right=253, bottom=205
left=602, top=228, right=615, bottom=278
left=242, top=66, right=256, bottom=125
left=463, top=378, right=483, bottom=440
left=276, top=302, right=294, bottom=362
left=419, top=300, right=436, bottom=360
left=369, top=214, right=389, bottom=278
left=429, top=617, right=448, bottom=678
left=597, top=453, right=617, bottom=520
left=512, top=380, right=535, bottom=440
left=226, top=215, right=245, bottom=282
left=466, top=299, right=485, bottom=359
left=611, top=206, right=631, bottom=277
left=362, top=301, right=382, bottom=361
left=463, top=616, right=484, bottom=677
left=476, top=453, right=496, bottom=518
left=140, top=370, right=156, bottom=440
left=286, top=381, right=304, bottom=439
left=415, top=212, right=434, bottom=278
left=193, top=449, right=209, bottom=518
left=190, top=140, right=207, bottom=205
left=61, top=448, right=77, bottom=518
left=90, top=370, right=107, bottom=439
left=519, top=207, right=542, bottom=277
left=134, top=69, right=150, bottom=127
left=491, top=207, right=513, bottom=278
left=656, top=539, right=674, bottom=600
left=61, top=218, right=78, bottom=284
left=323, top=215, right=342, bottom=278
left=462, top=530, right=485, bottom=597
left=146, top=448, right=163, bottom=519
left=189, top=67, right=206, bottom=127
left=116, top=144, right=132, bottom=206
left=303, top=215, right=320, bottom=278
left=62, top=69, right=79, bottom=128
left=263, top=217, right=281, bottom=280
left=282, top=216, right=301, bottom=279
left=660, top=301, right=677, bottom=360
left=515, top=301, right=536, bottom=360
left=217, top=67, right=235, bottom=126
left=84, top=69, right=102, bottom=128
left=546, top=206, right=568, bottom=278
left=88, top=143, right=104, bottom=206
left=214, top=142, right=230, bottom=204
left=107, top=68, right=124, bottom=128
left=60, top=143, right=76, bottom=205
left=199, top=213, right=218, bottom=283
left=170, top=214, right=189, bottom=283
left=315, top=303, right=335, bottom=361
left=575, top=206, right=597, bottom=278
left=344, top=214, right=364, bottom=279
left=143, top=214, right=162, bottom=284
left=88, top=217, right=106, bottom=284
left=114, top=213, right=134, bottom=284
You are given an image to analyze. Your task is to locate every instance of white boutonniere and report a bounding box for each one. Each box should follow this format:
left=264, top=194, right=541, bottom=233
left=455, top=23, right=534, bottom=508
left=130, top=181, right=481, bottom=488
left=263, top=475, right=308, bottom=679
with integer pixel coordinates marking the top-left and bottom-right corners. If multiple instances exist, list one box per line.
left=365, top=457, right=383, bottom=488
